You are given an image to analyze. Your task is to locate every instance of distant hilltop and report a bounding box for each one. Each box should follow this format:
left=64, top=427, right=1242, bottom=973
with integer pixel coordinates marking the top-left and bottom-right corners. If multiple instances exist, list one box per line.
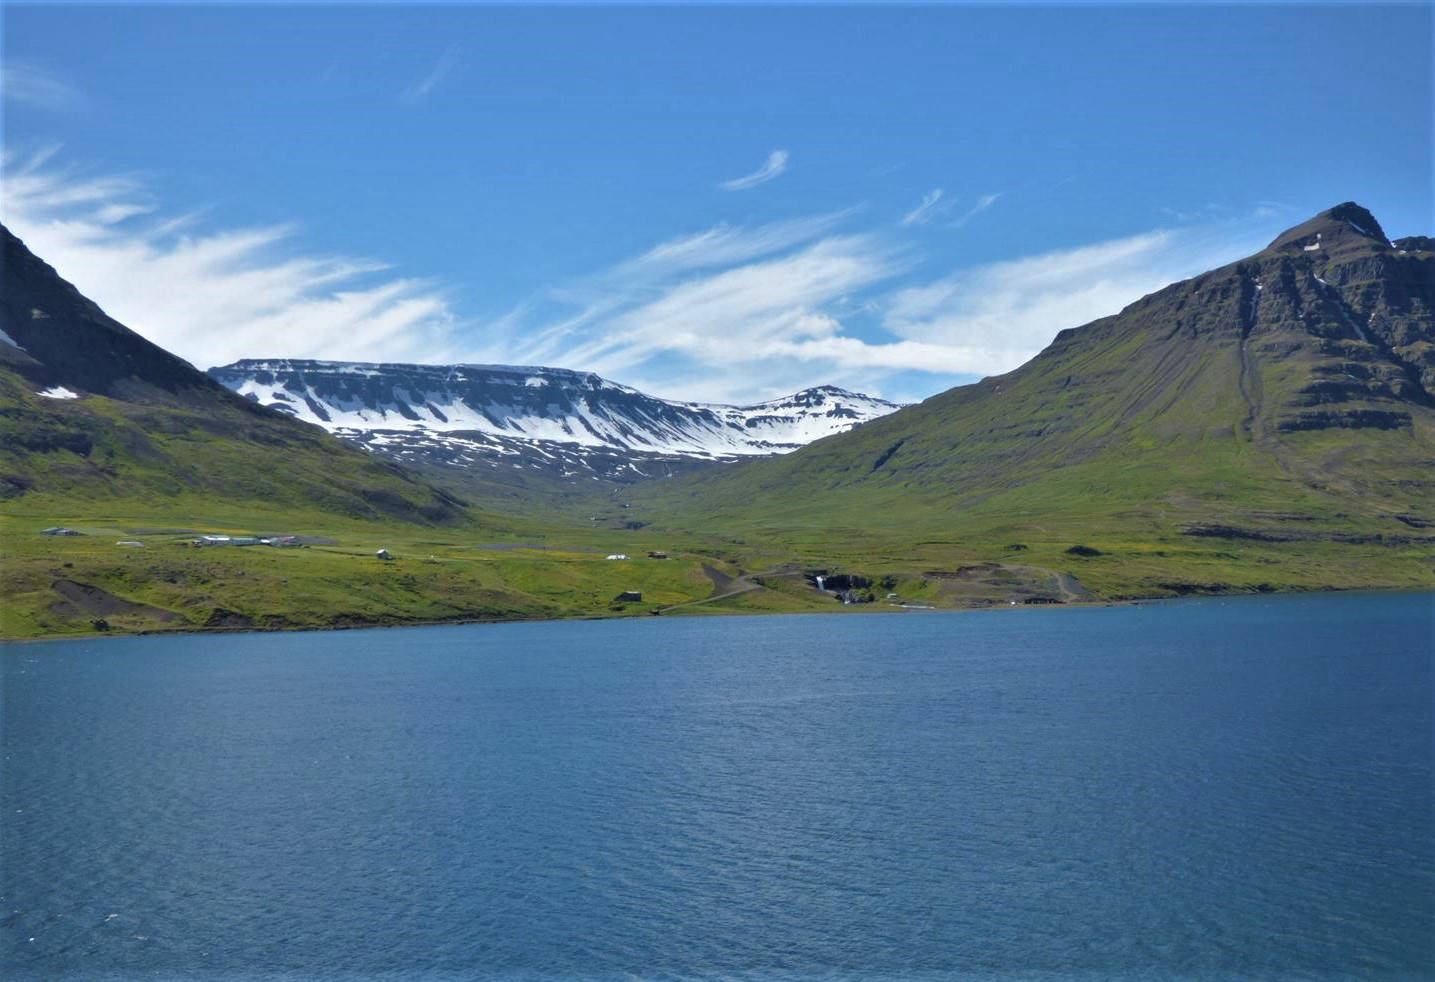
left=207, top=359, right=901, bottom=479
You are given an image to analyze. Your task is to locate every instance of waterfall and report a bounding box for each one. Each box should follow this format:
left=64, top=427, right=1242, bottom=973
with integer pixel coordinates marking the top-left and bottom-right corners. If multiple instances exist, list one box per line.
left=815, top=575, right=825, bottom=591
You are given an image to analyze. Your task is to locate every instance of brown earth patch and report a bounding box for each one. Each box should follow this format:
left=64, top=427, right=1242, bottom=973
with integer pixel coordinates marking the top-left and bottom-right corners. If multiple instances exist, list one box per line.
left=50, top=579, right=184, bottom=622
left=702, top=564, right=737, bottom=595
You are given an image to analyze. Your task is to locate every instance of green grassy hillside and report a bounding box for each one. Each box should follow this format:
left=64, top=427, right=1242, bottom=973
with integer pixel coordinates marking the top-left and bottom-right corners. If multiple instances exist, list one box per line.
left=4, top=206, right=1432, bottom=641
left=0, top=506, right=742, bottom=639
left=621, top=204, right=1435, bottom=598
left=0, top=226, right=476, bottom=526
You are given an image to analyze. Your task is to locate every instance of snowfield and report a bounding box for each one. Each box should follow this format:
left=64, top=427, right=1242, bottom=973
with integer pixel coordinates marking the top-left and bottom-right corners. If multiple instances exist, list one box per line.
left=209, top=359, right=901, bottom=463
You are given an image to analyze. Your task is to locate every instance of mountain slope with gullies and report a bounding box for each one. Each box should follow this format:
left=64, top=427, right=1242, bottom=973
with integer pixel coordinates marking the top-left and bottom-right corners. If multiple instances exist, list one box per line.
left=0, top=225, right=470, bottom=525
left=627, top=203, right=1435, bottom=596
left=204, top=359, right=901, bottom=490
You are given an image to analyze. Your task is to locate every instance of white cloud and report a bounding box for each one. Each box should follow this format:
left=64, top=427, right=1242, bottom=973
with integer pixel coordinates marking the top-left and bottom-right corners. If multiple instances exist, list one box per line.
left=467, top=211, right=922, bottom=402
left=620, top=208, right=854, bottom=275
left=558, top=235, right=905, bottom=376
left=901, top=189, right=999, bottom=230
left=0, top=149, right=462, bottom=369
left=95, top=202, right=155, bottom=225
left=951, top=192, right=1001, bottom=228
left=400, top=48, right=459, bottom=102
left=901, top=188, right=948, bottom=226
left=719, top=150, right=789, bottom=191
left=882, top=224, right=1267, bottom=375
left=0, top=147, right=1278, bottom=405
left=474, top=200, right=1272, bottom=403
left=473, top=210, right=868, bottom=375
left=1, top=62, right=85, bottom=111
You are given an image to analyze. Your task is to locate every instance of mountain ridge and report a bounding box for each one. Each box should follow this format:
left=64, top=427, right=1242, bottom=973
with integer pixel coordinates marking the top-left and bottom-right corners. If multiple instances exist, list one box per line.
left=206, top=358, right=901, bottom=483
left=0, top=225, right=472, bottom=524
left=3, top=202, right=1432, bottom=638
left=624, top=202, right=1435, bottom=582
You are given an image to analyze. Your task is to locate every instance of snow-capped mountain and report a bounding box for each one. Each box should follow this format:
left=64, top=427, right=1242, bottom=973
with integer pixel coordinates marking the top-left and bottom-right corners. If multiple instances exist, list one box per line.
left=206, top=359, right=901, bottom=482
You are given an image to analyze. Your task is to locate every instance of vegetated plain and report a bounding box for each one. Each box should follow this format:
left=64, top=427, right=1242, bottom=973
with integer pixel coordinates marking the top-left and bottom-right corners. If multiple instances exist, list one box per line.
left=2, top=205, right=1433, bottom=641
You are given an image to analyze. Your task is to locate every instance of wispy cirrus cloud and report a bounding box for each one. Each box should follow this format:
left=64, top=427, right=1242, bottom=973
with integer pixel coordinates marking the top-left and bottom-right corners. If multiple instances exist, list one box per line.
left=902, top=188, right=947, bottom=226
left=0, top=148, right=463, bottom=369
left=902, top=189, right=1000, bottom=229
left=1, top=61, right=86, bottom=111
left=719, top=150, right=789, bottom=191
left=0, top=145, right=1278, bottom=404
left=881, top=222, right=1267, bottom=376
left=555, top=234, right=907, bottom=377
left=400, top=47, right=460, bottom=103
left=469, top=211, right=916, bottom=401
left=616, top=208, right=856, bottom=277
left=951, top=192, right=1001, bottom=228
left=480, top=206, right=1272, bottom=402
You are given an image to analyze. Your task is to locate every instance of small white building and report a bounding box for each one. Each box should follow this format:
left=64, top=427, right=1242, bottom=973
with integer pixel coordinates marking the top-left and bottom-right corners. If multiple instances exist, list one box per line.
left=606, top=553, right=629, bottom=560
left=376, top=548, right=393, bottom=561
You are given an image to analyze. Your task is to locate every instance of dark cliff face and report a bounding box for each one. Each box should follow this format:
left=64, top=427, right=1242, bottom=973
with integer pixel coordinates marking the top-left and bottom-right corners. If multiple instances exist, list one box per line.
left=1036, top=202, right=1433, bottom=434
left=0, top=226, right=258, bottom=409
left=0, top=226, right=467, bottom=522
left=1254, top=203, right=1432, bottom=395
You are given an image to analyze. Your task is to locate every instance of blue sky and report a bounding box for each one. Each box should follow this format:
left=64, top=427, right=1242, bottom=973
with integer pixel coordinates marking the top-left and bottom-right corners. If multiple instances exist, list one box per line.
left=2, top=3, right=1430, bottom=403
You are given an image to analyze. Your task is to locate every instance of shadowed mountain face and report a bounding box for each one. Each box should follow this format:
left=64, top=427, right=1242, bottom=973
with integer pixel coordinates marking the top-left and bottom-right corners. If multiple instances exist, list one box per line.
left=0, top=227, right=468, bottom=523
left=631, top=204, right=1435, bottom=548
left=0, top=226, right=239, bottom=406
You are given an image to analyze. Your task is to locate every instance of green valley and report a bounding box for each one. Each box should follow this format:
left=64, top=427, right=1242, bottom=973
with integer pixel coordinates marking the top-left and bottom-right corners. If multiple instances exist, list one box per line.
left=3, top=204, right=1432, bottom=641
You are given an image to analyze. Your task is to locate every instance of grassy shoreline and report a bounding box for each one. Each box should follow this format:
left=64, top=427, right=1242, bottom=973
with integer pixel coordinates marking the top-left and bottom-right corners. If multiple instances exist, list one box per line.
left=8, top=584, right=1432, bottom=648
left=5, top=561, right=1428, bottom=646
left=5, top=498, right=1430, bottom=643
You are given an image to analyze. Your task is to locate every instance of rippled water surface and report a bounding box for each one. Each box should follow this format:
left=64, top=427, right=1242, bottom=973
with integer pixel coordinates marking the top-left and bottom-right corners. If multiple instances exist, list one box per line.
left=3, top=592, right=1432, bottom=979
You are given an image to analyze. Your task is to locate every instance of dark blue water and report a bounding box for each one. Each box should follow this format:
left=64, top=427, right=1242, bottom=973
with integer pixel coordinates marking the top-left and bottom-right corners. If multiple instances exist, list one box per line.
left=2, top=592, right=1431, bottom=980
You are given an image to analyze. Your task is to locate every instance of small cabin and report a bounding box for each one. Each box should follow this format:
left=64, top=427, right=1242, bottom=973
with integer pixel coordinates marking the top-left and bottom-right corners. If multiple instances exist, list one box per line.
left=614, top=590, right=643, bottom=602
left=647, top=551, right=668, bottom=559
left=376, top=548, right=393, bottom=561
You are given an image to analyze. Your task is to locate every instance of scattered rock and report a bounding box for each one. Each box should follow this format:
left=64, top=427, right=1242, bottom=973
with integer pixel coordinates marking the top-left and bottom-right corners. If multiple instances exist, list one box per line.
left=203, top=607, right=254, bottom=628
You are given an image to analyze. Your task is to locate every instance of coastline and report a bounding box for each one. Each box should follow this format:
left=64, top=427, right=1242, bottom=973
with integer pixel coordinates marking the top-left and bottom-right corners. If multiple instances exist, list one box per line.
left=5, top=583, right=1429, bottom=648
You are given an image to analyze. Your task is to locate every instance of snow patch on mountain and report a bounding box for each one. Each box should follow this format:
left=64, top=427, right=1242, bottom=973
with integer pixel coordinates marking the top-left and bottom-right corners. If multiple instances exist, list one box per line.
left=208, top=359, right=901, bottom=467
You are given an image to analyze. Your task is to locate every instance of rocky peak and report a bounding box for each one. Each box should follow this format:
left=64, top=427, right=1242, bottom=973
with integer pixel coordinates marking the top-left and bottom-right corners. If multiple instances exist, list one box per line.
left=1264, top=202, right=1390, bottom=257
left=1392, top=235, right=1433, bottom=253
